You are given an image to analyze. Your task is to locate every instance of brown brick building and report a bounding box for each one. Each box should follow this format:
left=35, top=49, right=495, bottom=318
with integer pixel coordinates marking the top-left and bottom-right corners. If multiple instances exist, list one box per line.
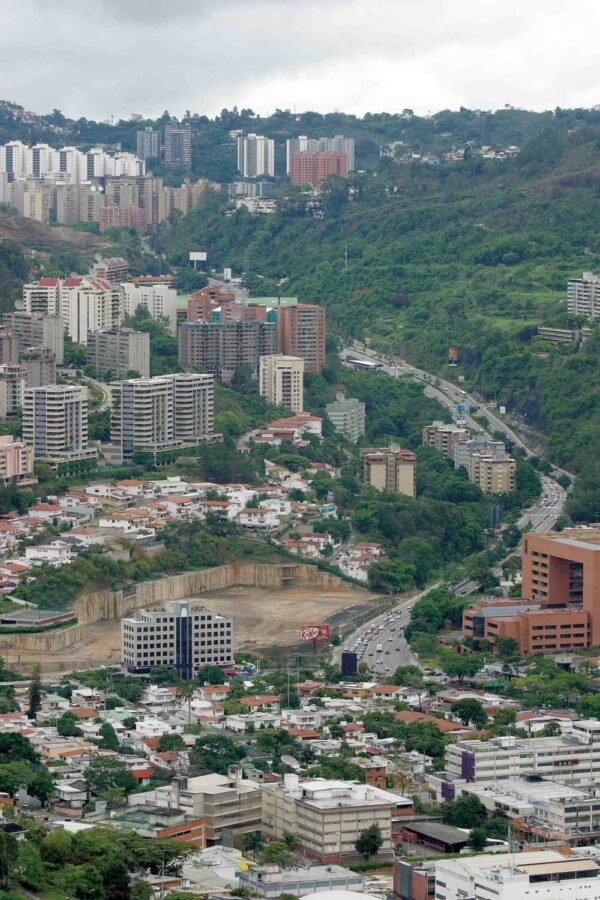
left=290, top=151, right=349, bottom=189
left=178, top=320, right=276, bottom=383
left=277, top=304, right=326, bottom=373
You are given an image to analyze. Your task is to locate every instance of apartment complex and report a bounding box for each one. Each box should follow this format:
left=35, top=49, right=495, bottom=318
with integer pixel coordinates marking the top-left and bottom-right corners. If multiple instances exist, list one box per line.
left=132, top=771, right=261, bottom=843
left=277, top=304, right=326, bottom=373
left=359, top=447, right=417, bottom=497
left=0, top=364, right=26, bottom=417
left=0, top=140, right=144, bottom=183
left=121, top=600, right=233, bottom=678
left=121, top=282, right=178, bottom=335
left=187, top=286, right=237, bottom=323
left=4, top=312, right=64, bottom=364
left=286, top=135, right=355, bottom=172
left=164, top=121, right=192, bottom=169
left=567, top=272, right=600, bottom=318
left=23, top=384, right=96, bottom=462
left=60, top=276, right=123, bottom=344
left=262, top=775, right=406, bottom=862
left=87, top=328, right=150, bottom=379
left=20, top=347, right=56, bottom=388
left=110, top=373, right=215, bottom=462
left=469, top=450, right=516, bottom=494
left=22, top=277, right=61, bottom=315
left=178, top=320, right=276, bottom=382
left=259, top=355, right=304, bottom=413
left=326, top=397, right=366, bottom=443
left=290, top=151, right=349, bottom=189
left=136, top=127, right=161, bottom=161
left=422, top=421, right=470, bottom=459
left=237, top=134, right=275, bottom=177
left=445, top=721, right=600, bottom=788
left=0, top=435, right=34, bottom=485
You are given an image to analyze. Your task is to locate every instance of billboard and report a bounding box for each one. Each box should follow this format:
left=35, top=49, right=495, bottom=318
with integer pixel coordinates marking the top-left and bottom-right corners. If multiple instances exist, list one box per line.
left=300, top=625, right=330, bottom=642
left=189, top=251, right=207, bottom=261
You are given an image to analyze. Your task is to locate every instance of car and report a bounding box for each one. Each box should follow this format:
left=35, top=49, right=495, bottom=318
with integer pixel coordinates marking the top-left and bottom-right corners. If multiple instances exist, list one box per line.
left=368, top=652, right=374, bottom=656
left=385, top=650, right=390, bottom=654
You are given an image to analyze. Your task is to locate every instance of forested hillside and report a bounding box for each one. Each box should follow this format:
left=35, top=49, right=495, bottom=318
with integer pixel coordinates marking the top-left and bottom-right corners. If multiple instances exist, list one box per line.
left=154, top=124, right=600, bottom=520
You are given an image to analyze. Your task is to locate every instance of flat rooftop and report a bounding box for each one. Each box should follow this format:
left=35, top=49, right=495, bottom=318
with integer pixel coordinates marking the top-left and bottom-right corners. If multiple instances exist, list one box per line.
left=464, top=777, right=590, bottom=804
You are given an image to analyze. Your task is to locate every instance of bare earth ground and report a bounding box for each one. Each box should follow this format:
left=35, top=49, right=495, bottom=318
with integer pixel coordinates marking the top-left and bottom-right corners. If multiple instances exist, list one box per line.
left=8, top=582, right=378, bottom=673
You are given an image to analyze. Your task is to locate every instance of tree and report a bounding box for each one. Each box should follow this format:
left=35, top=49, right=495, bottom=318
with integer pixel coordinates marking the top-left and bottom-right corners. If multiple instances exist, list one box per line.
left=123, top=716, right=137, bottom=730
left=451, top=698, right=487, bottom=729
left=84, top=756, right=137, bottom=797
left=191, top=734, right=246, bottom=775
left=17, top=840, right=45, bottom=890
left=56, top=863, right=105, bottom=900
left=258, top=841, right=291, bottom=866
left=441, top=652, right=484, bottom=684
left=29, top=767, right=55, bottom=805
left=495, top=636, right=520, bottom=659
left=41, top=826, right=73, bottom=865
left=98, top=722, right=120, bottom=751
left=57, top=711, right=82, bottom=737
left=355, top=823, right=383, bottom=861
left=0, top=829, right=17, bottom=888
left=468, top=826, right=488, bottom=851
left=27, top=665, right=42, bottom=719
left=196, top=665, right=226, bottom=685
left=131, top=881, right=154, bottom=900
left=492, top=706, right=517, bottom=734
left=442, top=795, right=488, bottom=828
left=244, top=831, right=264, bottom=859
left=158, top=733, right=186, bottom=752
left=0, top=734, right=38, bottom=764
left=368, top=557, right=416, bottom=594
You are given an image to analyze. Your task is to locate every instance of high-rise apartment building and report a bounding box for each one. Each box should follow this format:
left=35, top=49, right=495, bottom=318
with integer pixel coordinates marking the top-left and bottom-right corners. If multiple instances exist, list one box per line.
left=0, top=141, right=144, bottom=183
left=55, top=183, right=105, bottom=225
left=178, top=320, right=277, bottom=382
left=187, top=286, right=237, bottom=323
left=259, top=355, right=304, bottom=413
left=121, top=282, right=178, bottom=335
left=0, top=435, right=34, bottom=485
left=359, top=447, right=417, bottom=497
left=0, top=325, right=18, bottom=365
left=0, top=364, right=25, bottom=418
left=468, top=451, right=516, bottom=495
left=110, top=373, right=215, bottom=462
left=60, top=276, right=122, bottom=344
left=4, top=312, right=64, bottom=364
left=289, top=151, right=348, bottom=189
left=326, top=397, right=366, bottom=442
left=136, top=127, right=161, bottom=161
left=122, top=600, right=233, bottom=679
left=423, top=421, right=470, bottom=459
left=23, top=384, right=96, bottom=461
left=567, top=272, right=600, bottom=318
left=89, top=257, right=129, bottom=284
left=164, top=121, right=192, bottom=169
left=87, top=328, right=150, bottom=379
left=21, top=347, right=56, bottom=388
left=237, top=134, right=275, bottom=177
left=22, top=278, right=61, bottom=315
left=286, top=135, right=355, bottom=173
left=277, top=304, right=326, bottom=373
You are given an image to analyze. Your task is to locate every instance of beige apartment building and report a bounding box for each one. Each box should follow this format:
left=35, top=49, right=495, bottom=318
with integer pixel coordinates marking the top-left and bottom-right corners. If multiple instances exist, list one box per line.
left=259, top=354, right=304, bottom=413
left=23, top=384, right=97, bottom=462
left=423, top=420, right=470, bottom=459
left=359, top=446, right=416, bottom=497
left=261, top=775, right=405, bottom=863
left=87, top=327, right=150, bottom=379
left=469, top=451, right=516, bottom=495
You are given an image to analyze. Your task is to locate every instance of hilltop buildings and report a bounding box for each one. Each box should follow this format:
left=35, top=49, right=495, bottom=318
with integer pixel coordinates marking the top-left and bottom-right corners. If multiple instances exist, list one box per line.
left=286, top=135, right=355, bottom=172
left=290, top=152, right=349, bottom=189
left=164, top=121, right=192, bottom=170
left=423, top=422, right=516, bottom=495
left=359, top=447, right=416, bottom=497
left=567, top=272, right=600, bottom=318
left=237, top=134, right=275, bottom=177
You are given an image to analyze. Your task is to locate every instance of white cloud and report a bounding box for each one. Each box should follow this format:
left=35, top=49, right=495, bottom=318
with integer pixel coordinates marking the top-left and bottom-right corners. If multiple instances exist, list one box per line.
left=1, top=0, right=599, bottom=119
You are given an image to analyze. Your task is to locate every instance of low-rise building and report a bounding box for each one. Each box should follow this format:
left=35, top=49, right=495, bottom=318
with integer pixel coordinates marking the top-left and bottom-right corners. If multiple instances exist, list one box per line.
left=326, top=397, right=366, bottom=443
left=422, top=421, right=470, bottom=459
left=240, top=865, right=364, bottom=899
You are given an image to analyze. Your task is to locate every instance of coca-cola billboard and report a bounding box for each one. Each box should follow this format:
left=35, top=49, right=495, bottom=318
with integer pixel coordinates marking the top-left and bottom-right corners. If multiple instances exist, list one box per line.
left=300, top=624, right=331, bottom=642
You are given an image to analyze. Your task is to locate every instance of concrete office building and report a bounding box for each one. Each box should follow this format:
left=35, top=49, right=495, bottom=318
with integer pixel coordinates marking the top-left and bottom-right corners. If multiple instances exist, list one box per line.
left=178, top=320, right=276, bottom=382
left=359, top=447, right=416, bottom=497
left=121, top=282, right=178, bottom=335
left=259, top=355, right=304, bottom=413
left=444, top=720, right=600, bottom=788
left=110, top=373, right=215, bottom=462
left=121, top=600, right=233, bottom=678
left=240, top=865, right=364, bottom=899
left=423, top=421, right=470, bottom=459
left=286, top=135, right=355, bottom=173
left=262, top=775, right=407, bottom=863
left=567, top=272, right=600, bottom=318
left=4, top=312, right=64, bottom=364
left=21, top=347, right=56, bottom=387
left=326, top=397, right=366, bottom=442
left=23, top=384, right=96, bottom=462
left=237, top=134, right=275, bottom=177
left=433, top=851, right=583, bottom=900
left=87, top=327, right=150, bottom=379
left=277, top=304, right=326, bottom=373
left=0, top=435, right=34, bottom=485
left=136, top=127, right=161, bottom=161
left=131, top=770, right=261, bottom=843
left=164, top=121, right=192, bottom=169
left=290, top=151, right=349, bottom=189
left=0, top=364, right=25, bottom=417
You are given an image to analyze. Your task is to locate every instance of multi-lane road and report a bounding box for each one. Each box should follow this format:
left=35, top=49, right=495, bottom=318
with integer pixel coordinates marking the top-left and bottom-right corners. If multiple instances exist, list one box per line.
left=336, top=344, right=572, bottom=675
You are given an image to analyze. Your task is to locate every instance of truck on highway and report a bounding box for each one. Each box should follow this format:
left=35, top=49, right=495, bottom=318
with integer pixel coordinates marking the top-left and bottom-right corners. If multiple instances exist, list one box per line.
left=376, top=643, right=383, bottom=652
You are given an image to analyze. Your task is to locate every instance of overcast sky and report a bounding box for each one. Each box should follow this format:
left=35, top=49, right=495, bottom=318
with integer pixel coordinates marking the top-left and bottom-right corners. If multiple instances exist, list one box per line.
left=3, top=0, right=600, bottom=121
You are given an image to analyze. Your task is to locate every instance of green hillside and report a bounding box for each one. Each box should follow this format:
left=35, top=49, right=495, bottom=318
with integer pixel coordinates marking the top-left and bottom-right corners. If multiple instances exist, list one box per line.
left=154, top=126, right=600, bottom=520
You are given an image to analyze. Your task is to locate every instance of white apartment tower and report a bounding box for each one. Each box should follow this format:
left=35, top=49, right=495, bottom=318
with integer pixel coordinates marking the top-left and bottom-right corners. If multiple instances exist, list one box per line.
left=23, top=384, right=96, bottom=461
left=259, top=355, right=304, bottom=413
left=237, top=134, right=275, bottom=177
left=567, top=272, right=600, bottom=318
left=121, top=282, right=178, bottom=335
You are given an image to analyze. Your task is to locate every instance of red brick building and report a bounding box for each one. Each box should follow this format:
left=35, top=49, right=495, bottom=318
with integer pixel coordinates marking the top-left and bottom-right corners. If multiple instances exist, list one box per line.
left=277, top=303, right=326, bottom=373
left=290, top=151, right=349, bottom=189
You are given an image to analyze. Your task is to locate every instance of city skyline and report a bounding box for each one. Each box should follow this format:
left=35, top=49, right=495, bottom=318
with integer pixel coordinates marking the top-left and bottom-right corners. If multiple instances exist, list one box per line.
left=1, top=1, right=600, bottom=121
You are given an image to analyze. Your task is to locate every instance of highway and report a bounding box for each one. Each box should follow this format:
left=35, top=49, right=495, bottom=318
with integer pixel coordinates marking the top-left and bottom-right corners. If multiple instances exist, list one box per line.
left=336, top=344, right=570, bottom=676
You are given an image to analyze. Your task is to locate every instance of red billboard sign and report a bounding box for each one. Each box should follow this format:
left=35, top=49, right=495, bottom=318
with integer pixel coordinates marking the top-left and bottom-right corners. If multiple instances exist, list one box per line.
left=300, top=625, right=330, bottom=642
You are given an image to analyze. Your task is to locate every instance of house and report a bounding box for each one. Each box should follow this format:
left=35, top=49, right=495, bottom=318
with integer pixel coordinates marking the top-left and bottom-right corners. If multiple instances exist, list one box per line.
left=236, top=508, right=280, bottom=530
left=240, top=695, right=281, bottom=712
left=25, top=539, right=74, bottom=565
left=53, top=779, right=88, bottom=811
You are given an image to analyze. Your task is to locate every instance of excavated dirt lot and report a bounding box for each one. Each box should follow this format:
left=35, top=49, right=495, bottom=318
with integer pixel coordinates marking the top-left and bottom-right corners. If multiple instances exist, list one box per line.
left=8, top=582, right=380, bottom=673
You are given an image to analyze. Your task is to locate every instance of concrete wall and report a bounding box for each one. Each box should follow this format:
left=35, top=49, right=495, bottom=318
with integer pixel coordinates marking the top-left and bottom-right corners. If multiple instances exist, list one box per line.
left=0, top=563, right=346, bottom=653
